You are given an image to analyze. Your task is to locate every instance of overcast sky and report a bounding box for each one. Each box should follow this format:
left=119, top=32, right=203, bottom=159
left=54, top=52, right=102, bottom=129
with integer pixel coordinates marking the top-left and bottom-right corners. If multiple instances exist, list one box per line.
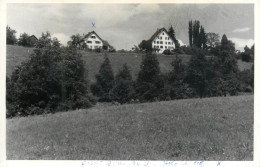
left=7, top=4, right=254, bottom=51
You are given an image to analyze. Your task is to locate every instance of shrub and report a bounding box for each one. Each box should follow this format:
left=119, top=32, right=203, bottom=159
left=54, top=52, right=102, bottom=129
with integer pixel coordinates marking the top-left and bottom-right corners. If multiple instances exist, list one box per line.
left=162, top=49, right=172, bottom=55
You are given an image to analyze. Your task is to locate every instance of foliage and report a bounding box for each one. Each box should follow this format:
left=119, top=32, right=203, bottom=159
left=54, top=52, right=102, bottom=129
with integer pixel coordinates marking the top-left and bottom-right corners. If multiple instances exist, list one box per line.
left=206, top=32, right=220, bottom=49
left=188, top=20, right=207, bottom=49
left=6, top=32, right=95, bottom=117
left=165, top=56, right=194, bottom=99
left=6, top=26, right=17, bottom=45
left=91, top=56, right=114, bottom=102
left=168, top=25, right=180, bottom=48
left=17, top=33, right=30, bottom=47
left=138, top=40, right=152, bottom=52
left=112, top=63, right=134, bottom=103
left=135, top=53, right=164, bottom=102
left=241, top=45, right=253, bottom=62
left=188, top=21, right=193, bottom=47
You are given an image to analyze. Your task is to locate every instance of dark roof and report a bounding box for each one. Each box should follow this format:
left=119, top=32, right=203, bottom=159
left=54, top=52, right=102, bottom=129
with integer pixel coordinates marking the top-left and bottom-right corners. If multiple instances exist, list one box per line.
left=28, top=35, right=38, bottom=40
left=81, top=31, right=103, bottom=42
left=148, top=27, right=174, bottom=42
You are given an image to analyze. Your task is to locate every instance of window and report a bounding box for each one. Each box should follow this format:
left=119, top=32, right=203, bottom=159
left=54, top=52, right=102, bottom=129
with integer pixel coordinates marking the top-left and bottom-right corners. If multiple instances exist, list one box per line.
left=162, top=33, right=164, bottom=35
left=168, top=42, right=171, bottom=45
left=154, top=46, right=156, bottom=48
left=157, top=41, right=159, bottom=44
left=87, top=41, right=92, bottom=44
left=91, top=36, right=96, bottom=39
left=95, top=46, right=98, bottom=49
left=165, top=46, right=167, bottom=48
left=95, top=41, right=100, bottom=44
left=165, top=37, right=167, bottom=40
left=160, top=41, right=163, bottom=44
left=168, top=37, right=170, bottom=40
left=160, top=46, right=163, bottom=48
left=154, top=41, right=156, bottom=44
left=165, top=42, right=167, bottom=44
left=160, top=37, right=162, bottom=40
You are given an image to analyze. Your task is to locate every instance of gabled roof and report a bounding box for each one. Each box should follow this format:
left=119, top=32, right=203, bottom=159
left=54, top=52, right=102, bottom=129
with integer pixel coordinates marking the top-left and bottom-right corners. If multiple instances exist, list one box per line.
left=28, top=35, right=38, bottom=40
left=148, top=27, right=174, bottom=42
left=81, top=31, right=103, bottom=42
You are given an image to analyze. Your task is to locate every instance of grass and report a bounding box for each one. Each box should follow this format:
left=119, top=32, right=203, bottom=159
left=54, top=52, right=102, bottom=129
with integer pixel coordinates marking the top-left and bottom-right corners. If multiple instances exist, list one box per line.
left=7, top=45, right=253, bottom=82
left=7, top=95, right=253, bottom=160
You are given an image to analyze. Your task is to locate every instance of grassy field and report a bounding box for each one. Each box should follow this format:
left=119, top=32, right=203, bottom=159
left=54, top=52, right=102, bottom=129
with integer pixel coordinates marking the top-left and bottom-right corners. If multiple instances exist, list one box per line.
left=6, top=45, right=253, bottom=82
left=7, top=95, right=253, bottom=160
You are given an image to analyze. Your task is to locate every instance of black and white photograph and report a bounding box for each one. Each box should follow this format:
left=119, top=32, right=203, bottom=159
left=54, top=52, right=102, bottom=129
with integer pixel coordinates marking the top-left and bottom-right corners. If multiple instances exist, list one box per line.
left=3, top=2, right=257, bottom=162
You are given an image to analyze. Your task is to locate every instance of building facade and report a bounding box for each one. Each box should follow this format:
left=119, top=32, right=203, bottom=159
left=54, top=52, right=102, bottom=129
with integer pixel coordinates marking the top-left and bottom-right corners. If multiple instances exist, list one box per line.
left=149, top=28, right=175, bottom=54
left=79, top=31, right=112, bottom=51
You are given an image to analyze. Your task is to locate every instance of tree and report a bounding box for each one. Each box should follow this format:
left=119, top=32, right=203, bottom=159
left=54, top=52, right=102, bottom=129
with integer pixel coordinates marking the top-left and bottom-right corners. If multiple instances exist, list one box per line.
left=188, top=21, right=193, bottom=47
left=206, top=32, right=220, bottom=48
left=166, top=56, right=193, bottom=99
left=199, top=26, right=207, bottom=49
left=6, top=26, right=17, bottom=45
left=17, top=33, right=30, bottom=47
left=68, top=34, right=82, bottom=49
left=135, top=53, right=164, bottom=102
left=91, top=56, right=114, bottom=102
left=186, top=51, right=213, bottom=98
left=6, top=32, right=95, bottom=117
left=241, top=45, right=251, bottom=62
left=138, top=40, right=152, bottom=52
left=168, top=25, right=180, bottom=48
left=112, top=64, right=134, bottom=103
left=193, top=20, right=201, bottom=47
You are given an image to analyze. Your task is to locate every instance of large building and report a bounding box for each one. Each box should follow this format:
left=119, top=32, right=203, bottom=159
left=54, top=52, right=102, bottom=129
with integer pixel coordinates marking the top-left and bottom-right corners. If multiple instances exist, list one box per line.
left=79, top=31, right=113, bottom=51
left=148, top=27, right=175, bottom=53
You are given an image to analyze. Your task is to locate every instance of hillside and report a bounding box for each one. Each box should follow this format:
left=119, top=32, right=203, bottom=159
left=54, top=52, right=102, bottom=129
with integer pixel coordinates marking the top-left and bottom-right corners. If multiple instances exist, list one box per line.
left=7, top=95, right=253, bottom=160
left=7, top=45, right=253, bottom=82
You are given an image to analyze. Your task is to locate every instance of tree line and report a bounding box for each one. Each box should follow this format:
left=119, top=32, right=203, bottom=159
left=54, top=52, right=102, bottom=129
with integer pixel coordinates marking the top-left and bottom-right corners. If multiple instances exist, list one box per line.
left=6, top=26, right=38, bottom=47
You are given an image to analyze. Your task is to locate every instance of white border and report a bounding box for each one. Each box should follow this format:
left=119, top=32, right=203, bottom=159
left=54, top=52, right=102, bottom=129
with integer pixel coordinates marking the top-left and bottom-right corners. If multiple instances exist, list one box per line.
left=0, top=0, right=259, bottom=167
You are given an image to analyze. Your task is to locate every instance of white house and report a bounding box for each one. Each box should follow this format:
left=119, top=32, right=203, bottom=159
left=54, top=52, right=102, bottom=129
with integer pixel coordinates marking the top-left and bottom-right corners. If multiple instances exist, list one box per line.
left=149, top=28, right=175, bottom=53
left=79, top=31, right=112, bottom=51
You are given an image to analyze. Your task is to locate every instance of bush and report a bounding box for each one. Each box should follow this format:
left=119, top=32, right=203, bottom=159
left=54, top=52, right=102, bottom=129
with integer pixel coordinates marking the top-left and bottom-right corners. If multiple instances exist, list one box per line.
left=162, top=49, right=172, bottom=55
left=6, top=32, right=95, bottom=117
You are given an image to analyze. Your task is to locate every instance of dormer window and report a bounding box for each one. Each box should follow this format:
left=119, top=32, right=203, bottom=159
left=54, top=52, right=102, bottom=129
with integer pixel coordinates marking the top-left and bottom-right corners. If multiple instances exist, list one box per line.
left=91, top=36, right=96, bottom=39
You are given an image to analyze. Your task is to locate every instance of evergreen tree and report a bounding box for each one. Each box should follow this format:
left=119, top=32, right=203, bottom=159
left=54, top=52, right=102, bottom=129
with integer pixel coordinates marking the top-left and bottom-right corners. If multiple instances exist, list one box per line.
left=91, top=56, right=114, bottom=102
left=168, top=25, right=180, bottom=48
left=193, top=20, right=200, bottom=47
left=112, top=64, right=134, bottom=103
left=199, top=26, right=207, bottom=49
left=188, top=20, right=193, bottom=47
left=135, top=53, right=164, bottom=102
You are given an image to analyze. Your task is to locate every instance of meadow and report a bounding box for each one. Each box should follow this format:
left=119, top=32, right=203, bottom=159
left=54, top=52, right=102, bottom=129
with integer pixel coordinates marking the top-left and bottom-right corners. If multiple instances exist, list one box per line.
left=6, top=45, right=253, bottom=82
left=7, top=95, right=253, bottom=160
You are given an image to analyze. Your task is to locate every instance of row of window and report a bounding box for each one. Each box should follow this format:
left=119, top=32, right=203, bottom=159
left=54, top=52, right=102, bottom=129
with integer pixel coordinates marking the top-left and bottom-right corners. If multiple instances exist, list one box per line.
left=87, top=41, right=101, bottom=44
left=154, top=45, right=169, bottom=49
left=157, top=36, right=170, bottom=40
left=154, top=41, right=173, bottom=45
left=88, top=46, right=102, bottom=49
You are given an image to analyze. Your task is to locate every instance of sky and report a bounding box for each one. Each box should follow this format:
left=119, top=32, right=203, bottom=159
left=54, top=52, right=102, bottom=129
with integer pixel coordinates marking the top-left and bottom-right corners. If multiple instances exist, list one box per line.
left=7, top=4, right=254, bottom=51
